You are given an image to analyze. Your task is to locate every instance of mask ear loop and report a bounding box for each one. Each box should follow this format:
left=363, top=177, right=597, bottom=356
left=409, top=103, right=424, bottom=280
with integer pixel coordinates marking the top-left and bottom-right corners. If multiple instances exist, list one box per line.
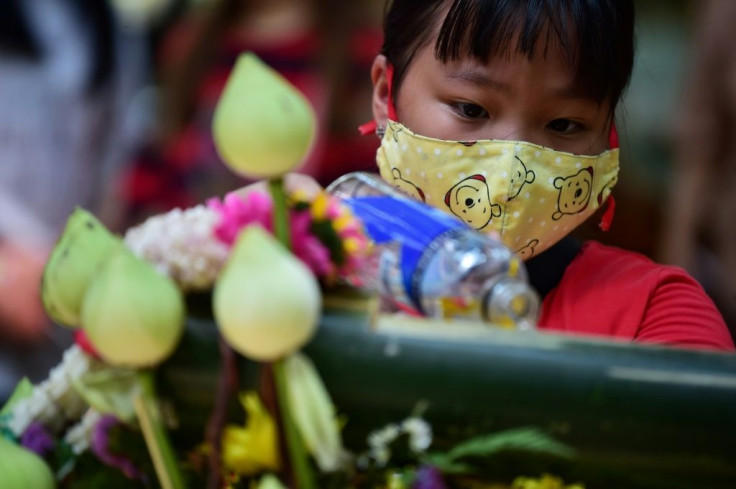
left=599, top=123, right=618, bottom=231
left=358, top=63, right=397, bottom=135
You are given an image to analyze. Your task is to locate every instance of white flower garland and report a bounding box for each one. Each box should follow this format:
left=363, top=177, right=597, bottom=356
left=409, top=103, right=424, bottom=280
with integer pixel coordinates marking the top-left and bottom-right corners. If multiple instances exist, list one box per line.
left=64, top=409, right=103, bottom=455
left=7, top=345, right=92, bottom=436
left=124, top=205, right=229, bottom=291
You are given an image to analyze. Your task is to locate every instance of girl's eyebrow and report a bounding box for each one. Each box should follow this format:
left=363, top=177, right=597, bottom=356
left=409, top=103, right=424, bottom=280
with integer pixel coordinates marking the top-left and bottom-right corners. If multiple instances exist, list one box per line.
left=445, top=69, right=512, bottom=94
left=446, top=68, right=596, bottom=102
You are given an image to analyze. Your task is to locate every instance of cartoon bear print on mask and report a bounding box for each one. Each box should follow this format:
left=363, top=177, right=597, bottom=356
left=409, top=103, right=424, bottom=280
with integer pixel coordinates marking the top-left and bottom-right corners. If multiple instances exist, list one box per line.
left=515, top=239, right=540, bottom=260
left=552, top=167, right=594, bottom=220
left=444, top=174, right=502, bottom=230
left=509, top=156, right=536, bottom=200
left=391, top=168, right=426, bottom=201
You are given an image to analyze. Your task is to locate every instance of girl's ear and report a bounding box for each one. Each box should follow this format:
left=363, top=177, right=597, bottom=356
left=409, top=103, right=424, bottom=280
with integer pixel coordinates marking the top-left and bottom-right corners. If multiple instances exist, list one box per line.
left=371, top=55, right=390, bottom=126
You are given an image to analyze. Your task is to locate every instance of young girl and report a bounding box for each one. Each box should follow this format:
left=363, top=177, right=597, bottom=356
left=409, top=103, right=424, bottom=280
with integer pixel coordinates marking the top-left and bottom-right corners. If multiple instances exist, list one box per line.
left=357, top=0, right=734, bottom=350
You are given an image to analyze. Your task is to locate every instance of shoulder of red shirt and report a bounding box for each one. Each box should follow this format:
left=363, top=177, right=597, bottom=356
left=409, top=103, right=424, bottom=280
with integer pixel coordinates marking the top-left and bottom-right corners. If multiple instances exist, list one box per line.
left=539, top=241, right=735, bottom=352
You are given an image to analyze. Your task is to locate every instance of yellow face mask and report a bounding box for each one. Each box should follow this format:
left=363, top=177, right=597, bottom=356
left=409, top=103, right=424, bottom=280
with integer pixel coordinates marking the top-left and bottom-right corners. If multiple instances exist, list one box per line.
left=376, top=120, right=619, bottom=259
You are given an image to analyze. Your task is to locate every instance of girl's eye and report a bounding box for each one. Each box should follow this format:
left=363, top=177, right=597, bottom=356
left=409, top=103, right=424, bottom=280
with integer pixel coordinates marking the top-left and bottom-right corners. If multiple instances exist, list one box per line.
left=547, top=118, right=584, bottom=134
left=453, top=103, right=488, bottom=120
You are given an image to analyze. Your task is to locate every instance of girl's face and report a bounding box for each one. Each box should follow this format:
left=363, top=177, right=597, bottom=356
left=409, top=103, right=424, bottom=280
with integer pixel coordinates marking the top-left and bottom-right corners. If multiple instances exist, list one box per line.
left=372, top=40, right=613, bottom=156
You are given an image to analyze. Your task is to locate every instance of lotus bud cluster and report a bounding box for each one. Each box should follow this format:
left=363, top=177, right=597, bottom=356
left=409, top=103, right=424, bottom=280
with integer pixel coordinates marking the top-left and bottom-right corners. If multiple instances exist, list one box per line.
left=41, top=208, right=185, bottom=368
left=41, top=208, right=119, bottom=327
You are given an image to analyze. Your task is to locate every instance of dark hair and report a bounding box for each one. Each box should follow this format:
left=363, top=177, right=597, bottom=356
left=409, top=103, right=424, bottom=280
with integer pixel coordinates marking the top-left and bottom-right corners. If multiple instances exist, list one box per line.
left=381, top=0, right=635, bottom=111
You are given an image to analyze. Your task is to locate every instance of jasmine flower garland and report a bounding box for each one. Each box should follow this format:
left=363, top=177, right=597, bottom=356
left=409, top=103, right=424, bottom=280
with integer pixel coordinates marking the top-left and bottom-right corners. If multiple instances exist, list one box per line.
left=64, top=408, right=103, bottom=455
left=124, top=204, right=229, bottom=291
left=7, top=345, right=91, bottom=436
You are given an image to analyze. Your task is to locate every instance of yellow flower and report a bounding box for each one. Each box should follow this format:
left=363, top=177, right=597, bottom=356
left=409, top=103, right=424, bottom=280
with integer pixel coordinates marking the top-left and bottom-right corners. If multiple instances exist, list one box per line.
left=289, top=190, right=311, bottom=205
left=343, top=237, right=361, bottom=254
left=386, top=471, right=408, bottom=489
left=333, top=214, right=354, bottom=232
left=511, top=474, right=584, bottom=489
left=310, top=192, right=330, bottom=220
left=221, top=392, right=280, bottom=476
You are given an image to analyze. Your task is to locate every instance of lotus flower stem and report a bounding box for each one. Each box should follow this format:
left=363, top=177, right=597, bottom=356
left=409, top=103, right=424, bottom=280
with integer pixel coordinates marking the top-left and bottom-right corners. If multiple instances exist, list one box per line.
left=269, top=178, right=291, bottom=250
left=134, top=370, right=185, bottom=489
left=268, top=177, right=313, bottom=488
left=259, top=364, right=293, bottom=485
left=274, top=360, right=316, bottom=489
left=206, top=337, right=239, bottom=489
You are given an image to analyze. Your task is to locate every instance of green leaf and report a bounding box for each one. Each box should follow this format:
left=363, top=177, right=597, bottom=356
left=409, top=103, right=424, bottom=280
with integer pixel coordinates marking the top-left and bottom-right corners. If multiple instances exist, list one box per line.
left=71, top=368, right=140, bottom=422
left=274, top=359, right=318, bottom=489
left=421, top=453, right=475, bottom=475
left=1, top=378, right=34, bottom=441
left=0, top=378, right=33, bottom=417
left=445, top=427, right=575, bottom=462
left=283, top=353, right=345, bottom=473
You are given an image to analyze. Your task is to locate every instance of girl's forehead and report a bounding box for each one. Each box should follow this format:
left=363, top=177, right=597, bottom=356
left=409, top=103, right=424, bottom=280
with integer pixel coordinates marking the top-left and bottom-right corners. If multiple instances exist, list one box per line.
left=424, top=43, right=586, bottom=99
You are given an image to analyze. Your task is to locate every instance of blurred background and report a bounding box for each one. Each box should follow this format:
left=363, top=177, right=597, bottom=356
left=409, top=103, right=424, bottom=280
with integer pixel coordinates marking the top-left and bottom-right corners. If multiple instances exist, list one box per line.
left=1, top=0, right=734, bottom=401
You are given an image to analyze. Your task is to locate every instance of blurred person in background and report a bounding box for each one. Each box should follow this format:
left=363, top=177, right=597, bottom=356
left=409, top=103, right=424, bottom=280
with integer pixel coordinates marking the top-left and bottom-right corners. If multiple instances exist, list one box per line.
left=115, top=0, right=383, bottom=228
left=658, top=0, right=736, bottom=338
left=0, top=0, right=149, bottom=401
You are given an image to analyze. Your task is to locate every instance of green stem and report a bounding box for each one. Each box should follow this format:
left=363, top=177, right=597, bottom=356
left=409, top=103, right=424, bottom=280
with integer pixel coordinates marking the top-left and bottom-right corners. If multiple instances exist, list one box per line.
left=269, top=177, right=313, bottom=487
left=134, top=370, right=185, bottom=489
left=273, top=360, right=316, bottom=489
left=269, top=177, right=291, bottom=250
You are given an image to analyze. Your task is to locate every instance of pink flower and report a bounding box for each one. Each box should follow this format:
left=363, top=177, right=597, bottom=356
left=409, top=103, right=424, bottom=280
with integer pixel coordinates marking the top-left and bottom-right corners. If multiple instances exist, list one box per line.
left=290, top=210, right=333, bottom=277
left=208, top=192, right=273, bottom=245
left=208, top=190, right=370, bottom=282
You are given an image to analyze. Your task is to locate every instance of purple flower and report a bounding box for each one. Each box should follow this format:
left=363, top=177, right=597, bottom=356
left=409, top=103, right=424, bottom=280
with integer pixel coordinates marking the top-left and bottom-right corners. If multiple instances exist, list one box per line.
left=91, top=415, right=141, bottom=479
left=20, top=422, right=55, bottom=457
left=412, top=465, right=447, bottom=489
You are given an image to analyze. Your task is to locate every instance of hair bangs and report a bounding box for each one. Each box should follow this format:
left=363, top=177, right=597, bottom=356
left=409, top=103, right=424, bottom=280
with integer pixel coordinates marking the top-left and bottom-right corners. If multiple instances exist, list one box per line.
left=435, top=0, right=634, bottom=105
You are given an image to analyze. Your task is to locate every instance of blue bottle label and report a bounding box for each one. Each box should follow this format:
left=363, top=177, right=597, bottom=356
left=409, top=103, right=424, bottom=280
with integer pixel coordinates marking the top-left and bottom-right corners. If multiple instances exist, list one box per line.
left=345, top=196, right=466, bottom=310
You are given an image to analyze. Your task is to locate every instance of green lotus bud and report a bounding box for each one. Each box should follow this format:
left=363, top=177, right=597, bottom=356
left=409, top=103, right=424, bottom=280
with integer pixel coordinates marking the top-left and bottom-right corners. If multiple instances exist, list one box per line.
left=0, top=437, right=56, bottom=489
left=212, top=52, right=316, bottom=179
left=213, top=227, right=321, bottom=361
left=81, top=245, right=185, bottom=368
left=41, top=208, right=121, bottom=327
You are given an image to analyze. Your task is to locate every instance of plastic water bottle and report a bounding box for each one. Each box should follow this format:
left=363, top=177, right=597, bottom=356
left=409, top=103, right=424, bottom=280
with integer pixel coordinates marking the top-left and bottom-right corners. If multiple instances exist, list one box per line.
left=326, top=172, right=540, bottom=330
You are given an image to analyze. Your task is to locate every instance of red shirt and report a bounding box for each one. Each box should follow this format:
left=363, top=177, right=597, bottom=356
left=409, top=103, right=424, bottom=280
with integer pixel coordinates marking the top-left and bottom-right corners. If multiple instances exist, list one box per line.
left=539, top=241, right=734, bottom=351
